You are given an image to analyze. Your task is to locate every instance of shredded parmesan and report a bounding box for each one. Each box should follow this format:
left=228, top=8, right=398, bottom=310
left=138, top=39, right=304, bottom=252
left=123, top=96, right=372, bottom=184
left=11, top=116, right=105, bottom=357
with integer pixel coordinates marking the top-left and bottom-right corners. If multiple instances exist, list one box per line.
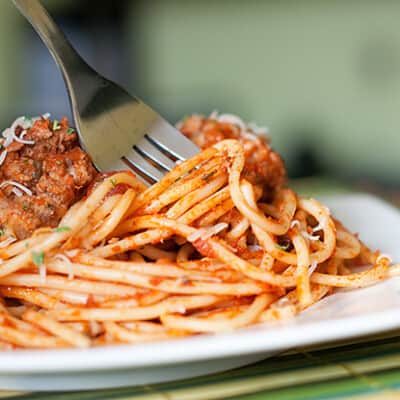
left=172, top=304, right=186, bottom=314
left=39, top=264, right=47, bottom=284
left=11, top=187, right=23, bottom=197
left=0, top=150, right=7, bottom=165
left=55, top=254, right=74, bottom=280
left=65, top=249, right=79, bottom=258
left=308, top=261, right=318, bottom=276
left=217, top=114, right=246, bottom=130
left=14, top=130, right=35, bottom=145
left=0, top=115, right=42, bottom=166
left=0, top=236, right=16, bottom=248
left=242, top=131, right=260, bottom=141
left=301, top=231, right=320, bottom=242
left=247, top=122, right=269, bottom=135
left=0, top=180, right=33, bottom=196
left=248, top=244, right=262, bottom=252
left=188, top=223, right=228, bottom=242
left=312, top=215, right=328, bottom=233
left=89, top=320, right=102, bottom=336
left=377, top=254, right=392, bottom=264
left=67, top=165, right=77, bottom=180
left=290, top=220, right=300, bottom=229
left=274, top=296, right=291, bottom=308
left=176, top=276, right=191, bottom=286
left=210, top=111, right=268, bottom=136
left=209, top=110, right=219, bottom=120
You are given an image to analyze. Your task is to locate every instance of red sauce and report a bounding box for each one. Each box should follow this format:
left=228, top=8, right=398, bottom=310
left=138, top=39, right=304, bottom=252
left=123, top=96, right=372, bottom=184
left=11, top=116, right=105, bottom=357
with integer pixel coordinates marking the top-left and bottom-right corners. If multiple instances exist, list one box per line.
left=192, top=238, right=215, bottom=258
left=111, top=245, right=122, bottom=253
left=149, top=277, right=163, bottom=287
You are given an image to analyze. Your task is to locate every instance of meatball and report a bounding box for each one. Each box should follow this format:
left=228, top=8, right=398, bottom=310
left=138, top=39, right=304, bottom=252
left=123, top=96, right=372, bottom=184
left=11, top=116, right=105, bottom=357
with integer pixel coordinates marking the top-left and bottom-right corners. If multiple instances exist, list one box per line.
left=178, top=113, right=286, bottom=195
left=0, top=116, right=96, bottom=239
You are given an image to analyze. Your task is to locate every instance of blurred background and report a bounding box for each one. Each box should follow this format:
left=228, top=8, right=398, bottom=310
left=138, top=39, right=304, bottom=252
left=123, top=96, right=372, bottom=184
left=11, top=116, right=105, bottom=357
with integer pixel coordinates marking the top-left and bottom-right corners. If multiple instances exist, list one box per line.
left=1, top=0, right=400, bottom=193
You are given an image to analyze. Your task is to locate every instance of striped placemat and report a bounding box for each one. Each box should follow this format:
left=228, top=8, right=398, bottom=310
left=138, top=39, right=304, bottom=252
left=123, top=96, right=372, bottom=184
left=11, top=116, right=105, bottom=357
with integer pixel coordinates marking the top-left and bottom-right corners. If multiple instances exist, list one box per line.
left=2, top=330, right=400, bottom=400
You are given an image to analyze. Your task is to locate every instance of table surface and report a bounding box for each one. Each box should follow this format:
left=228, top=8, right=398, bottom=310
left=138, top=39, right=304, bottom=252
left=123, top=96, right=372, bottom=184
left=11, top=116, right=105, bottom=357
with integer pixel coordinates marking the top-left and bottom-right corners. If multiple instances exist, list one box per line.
left=2, top=178, right=400, bottom=400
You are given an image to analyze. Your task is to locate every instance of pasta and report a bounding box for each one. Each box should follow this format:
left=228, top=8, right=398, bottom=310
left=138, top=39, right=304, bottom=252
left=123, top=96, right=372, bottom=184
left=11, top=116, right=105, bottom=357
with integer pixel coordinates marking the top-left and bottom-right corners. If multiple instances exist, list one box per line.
left=0, top=137, right=396, bottom=349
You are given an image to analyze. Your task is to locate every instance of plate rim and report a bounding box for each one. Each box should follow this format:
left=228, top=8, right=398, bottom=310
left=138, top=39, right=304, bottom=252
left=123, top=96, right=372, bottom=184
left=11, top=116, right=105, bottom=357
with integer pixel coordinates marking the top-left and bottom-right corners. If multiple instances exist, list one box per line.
left=1, top=192, right=399, bottom=374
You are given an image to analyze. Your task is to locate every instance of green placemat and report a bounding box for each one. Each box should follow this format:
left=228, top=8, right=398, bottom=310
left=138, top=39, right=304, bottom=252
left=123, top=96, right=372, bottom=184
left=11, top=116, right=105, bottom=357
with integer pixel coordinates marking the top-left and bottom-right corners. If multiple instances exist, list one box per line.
left=3, top=333, right=400, bottom=400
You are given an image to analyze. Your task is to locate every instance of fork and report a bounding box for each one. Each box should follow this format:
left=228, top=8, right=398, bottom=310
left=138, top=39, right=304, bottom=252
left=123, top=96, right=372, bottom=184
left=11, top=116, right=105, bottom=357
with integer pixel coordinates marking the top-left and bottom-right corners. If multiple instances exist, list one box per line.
left=13, top=0, right=199, bottom=185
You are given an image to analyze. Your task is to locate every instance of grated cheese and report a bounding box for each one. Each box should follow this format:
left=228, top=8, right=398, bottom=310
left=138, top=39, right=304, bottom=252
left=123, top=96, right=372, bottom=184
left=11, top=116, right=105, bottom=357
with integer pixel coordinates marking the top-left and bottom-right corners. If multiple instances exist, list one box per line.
left=242, top=131, right=259, bottom=141
left=209, top=110, right=219, bottom=120
left=0, top=150, right=7, bottom=165
left=39, top=264, right=47, bottom=284
left=65, top=249, right=79, bottom=258
left=89, top=320, right=102, bottom=336
left=247, top=122, right=269, bottom=135
left=377, top=254, right=392, bottom=264
left=0, top=180, right=33, bottom=196
left=188, top=222, right=228, bottom=242
left=55, top=254, right=74, bottom=280
left=11, top=188, right=23, bottom=197
left=274, top=296, right=291, bottom=308
left=0, top=236, right=16, bottom=248
left=0, top=115, right=43, bottom=166
left=172, top=304, right=186, bottom=314
left=301, top=231, right=320, bottom=242
left=217, top=113, right=246, bottom=130
left=248, top=244, right=262, bottom=252
left=312, top=215, right=328, bottom=233
left=14, top=130, right=35, bottom=145
left=308, top=261, right=318, bottom=276
left=290, top=220, right=300, bottom=229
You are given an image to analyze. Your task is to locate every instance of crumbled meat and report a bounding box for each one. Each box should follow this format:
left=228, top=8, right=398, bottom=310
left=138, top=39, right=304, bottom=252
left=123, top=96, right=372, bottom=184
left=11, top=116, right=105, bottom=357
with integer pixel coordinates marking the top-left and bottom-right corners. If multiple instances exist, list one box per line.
left=0, top=117, right=96, bottom=239
left=179, top=114, right=286, bottom=195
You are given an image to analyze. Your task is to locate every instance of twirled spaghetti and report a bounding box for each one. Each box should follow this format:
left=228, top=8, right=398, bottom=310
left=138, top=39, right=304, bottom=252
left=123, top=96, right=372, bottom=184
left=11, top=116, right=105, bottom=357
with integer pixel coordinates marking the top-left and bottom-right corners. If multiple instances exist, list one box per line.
left=0, top=128, right=397, bottom=349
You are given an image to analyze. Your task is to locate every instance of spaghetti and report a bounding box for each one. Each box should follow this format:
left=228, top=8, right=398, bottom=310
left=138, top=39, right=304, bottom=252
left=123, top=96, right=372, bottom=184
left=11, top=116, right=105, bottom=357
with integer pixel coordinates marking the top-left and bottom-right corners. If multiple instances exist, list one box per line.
left=0, top=123, right=397, bottom=348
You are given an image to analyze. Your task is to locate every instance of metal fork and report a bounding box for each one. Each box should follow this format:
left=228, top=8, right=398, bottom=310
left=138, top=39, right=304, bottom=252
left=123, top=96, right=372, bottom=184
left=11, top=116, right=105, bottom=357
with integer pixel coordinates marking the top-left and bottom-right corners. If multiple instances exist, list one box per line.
left=13, top=0, right=199, bottom=185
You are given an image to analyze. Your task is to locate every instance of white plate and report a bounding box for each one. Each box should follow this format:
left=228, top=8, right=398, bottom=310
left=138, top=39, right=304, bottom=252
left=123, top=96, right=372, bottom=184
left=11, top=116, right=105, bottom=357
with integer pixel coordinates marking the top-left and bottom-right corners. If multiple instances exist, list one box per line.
left=3, top=193, right=400, bottom=391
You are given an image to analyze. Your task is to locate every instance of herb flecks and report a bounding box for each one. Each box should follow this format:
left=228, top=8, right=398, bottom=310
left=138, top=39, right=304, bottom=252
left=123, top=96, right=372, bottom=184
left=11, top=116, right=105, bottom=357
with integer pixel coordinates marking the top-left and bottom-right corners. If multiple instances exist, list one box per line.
left=22, top=205, right=30, bottom=211
left=66, top=128, right=75, bottom=135
left=110, top=178, right=117, bottom=187
left=52, top=120, right=61, bottom=131
left=32, top=251, right=45, bottom=266
left=0, top=228, right=4, bottom=236
left=54, top=226, right=71, bottom=233
left=275, top=243, right=290, bottom=251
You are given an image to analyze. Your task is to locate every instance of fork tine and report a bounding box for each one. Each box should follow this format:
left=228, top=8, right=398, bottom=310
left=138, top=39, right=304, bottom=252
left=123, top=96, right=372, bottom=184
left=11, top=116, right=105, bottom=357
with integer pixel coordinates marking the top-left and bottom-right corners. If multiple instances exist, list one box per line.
left=135, top=137, right=176, bottom=172
left=123, top=148, right=165, bottom=183
left=146, top=118, right=199, bottom=160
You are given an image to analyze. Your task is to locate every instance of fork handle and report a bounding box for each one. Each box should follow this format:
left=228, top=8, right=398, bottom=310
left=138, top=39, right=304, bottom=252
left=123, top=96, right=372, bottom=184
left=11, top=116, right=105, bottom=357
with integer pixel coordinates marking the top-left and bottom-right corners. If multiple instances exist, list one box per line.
left=13, top=0, right=100, bottom=107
